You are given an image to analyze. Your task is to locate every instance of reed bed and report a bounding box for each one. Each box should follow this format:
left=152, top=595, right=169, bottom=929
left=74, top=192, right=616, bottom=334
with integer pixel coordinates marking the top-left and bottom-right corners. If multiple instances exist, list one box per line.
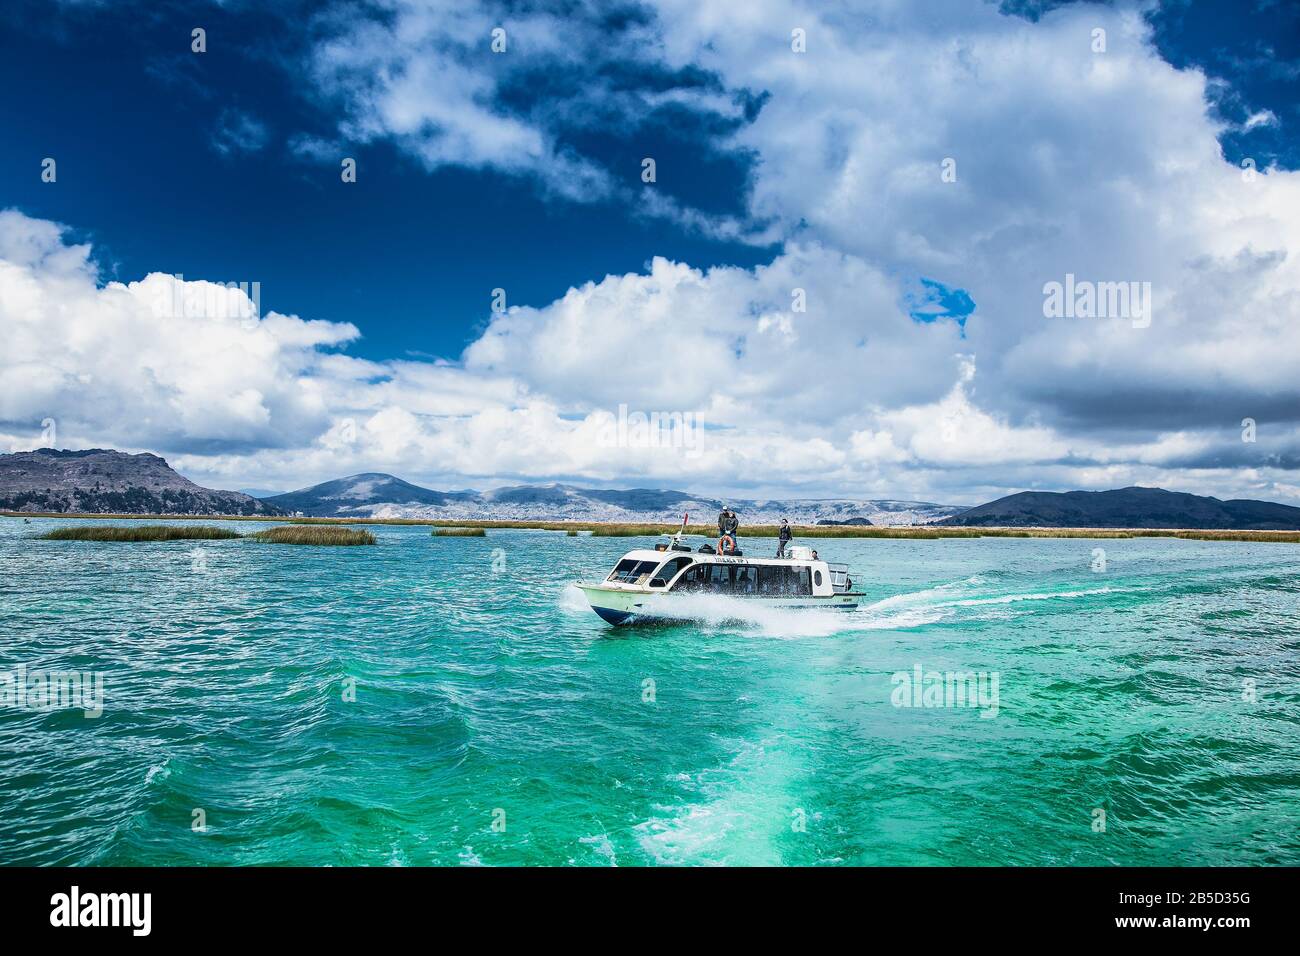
left=581, top=523, right=1300, bottom=542
left=1168, top=529, right=1300, bottom=543
left=11, top=511, right=289, bottom=523
left=424, top=519, right=615, bottom=531
left=589, top=523, right=714, bottom=537
left=38, top=524, right=241, bottom=542
left=431, top=527, right=486, bottom=537
left=250, top=526, right=376, bottom=546
left=13, top=512, right=1298, bottom=542
left=287, top=516, right=431, bottom=526
left=591, top=523, right=979, bottom=538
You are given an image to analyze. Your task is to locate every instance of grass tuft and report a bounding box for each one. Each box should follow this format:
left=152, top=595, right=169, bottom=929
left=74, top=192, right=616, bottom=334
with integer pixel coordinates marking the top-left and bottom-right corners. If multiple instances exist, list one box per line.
left=251, top=526, right=375, bottom=546
left=431, top=527, right=486, bottom=537
left=39, top=525, right=240, bottom=542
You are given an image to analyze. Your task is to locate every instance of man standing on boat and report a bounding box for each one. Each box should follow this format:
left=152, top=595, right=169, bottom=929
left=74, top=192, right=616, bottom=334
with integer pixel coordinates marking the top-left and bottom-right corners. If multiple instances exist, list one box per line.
left=717, top=505, right=740, bottom=554
left=776, top=519, right=792, bottom=558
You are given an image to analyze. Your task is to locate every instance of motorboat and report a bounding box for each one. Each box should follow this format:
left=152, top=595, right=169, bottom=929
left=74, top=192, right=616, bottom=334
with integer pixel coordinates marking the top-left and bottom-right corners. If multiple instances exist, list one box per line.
left=575, top=519, right=861, bottom=625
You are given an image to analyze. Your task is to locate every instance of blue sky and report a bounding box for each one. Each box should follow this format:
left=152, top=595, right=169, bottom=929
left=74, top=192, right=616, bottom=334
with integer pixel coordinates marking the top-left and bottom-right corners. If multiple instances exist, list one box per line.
left=2, top=0, right=1299, bottom=503
left=0, top=0, right=775, bottom=362
left=5, top=0, right=1290, bottom=360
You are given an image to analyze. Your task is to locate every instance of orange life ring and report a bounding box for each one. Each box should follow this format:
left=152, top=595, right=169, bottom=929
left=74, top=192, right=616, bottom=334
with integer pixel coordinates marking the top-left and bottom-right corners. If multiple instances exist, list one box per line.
left=719, top=534, right=736, bottom=553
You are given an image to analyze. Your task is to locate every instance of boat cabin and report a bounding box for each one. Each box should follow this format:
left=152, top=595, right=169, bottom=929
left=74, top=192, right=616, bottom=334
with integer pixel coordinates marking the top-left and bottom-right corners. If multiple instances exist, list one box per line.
left=602, top=548, right=849, bottom=598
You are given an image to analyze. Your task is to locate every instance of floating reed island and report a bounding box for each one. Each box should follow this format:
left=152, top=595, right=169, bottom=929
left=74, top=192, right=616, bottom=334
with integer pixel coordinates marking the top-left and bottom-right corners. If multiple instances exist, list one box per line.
left=249, top=526, right=375, bottom=546
left=36, top=524, right=375, bottom=545
left=38, top=525, right=241, bottom=542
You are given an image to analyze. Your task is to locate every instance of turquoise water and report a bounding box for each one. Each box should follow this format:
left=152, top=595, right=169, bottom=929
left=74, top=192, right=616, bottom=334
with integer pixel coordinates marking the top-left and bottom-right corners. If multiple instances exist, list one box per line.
left=1, top=517, right=1297, bottom=866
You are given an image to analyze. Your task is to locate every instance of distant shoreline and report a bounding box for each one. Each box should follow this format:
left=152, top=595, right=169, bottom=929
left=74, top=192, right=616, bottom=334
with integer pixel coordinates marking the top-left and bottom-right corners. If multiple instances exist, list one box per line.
left=5, top=512, right=1299, bottom=542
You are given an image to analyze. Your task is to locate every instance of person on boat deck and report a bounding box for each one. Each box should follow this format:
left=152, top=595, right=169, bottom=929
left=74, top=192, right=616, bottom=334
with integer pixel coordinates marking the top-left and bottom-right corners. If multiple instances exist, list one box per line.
left=776, top=519, right=792, bottom=558
left=717, top=507, right=740, bottom=554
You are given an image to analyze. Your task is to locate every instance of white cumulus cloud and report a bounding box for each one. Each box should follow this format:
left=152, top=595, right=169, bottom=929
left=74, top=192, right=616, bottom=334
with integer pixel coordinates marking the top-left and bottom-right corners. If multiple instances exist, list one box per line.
left=4, top=0, right=1300, bottom=506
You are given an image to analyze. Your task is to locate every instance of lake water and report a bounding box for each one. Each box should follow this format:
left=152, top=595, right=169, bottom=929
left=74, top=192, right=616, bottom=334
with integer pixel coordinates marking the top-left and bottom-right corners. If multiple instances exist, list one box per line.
left=1, top=518, right=1297, bottom=865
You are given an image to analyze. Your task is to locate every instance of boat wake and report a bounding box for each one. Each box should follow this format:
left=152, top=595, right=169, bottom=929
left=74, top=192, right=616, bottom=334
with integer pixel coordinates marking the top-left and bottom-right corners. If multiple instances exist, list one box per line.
left=842, top=576, right=1124, bottom=634
left=564, top=574, right=1127, bottom=638
left=634, top=737, right=793, bottom=865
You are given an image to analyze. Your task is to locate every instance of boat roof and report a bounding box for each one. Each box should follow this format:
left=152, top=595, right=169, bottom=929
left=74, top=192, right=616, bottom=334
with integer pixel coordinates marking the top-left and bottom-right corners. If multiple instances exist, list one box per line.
left=615, top=548, right=827, bottom=567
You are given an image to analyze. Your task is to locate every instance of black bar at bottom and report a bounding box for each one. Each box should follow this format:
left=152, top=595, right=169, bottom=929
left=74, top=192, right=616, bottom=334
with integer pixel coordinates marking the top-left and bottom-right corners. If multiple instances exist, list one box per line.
left=0, top=866, right=1284, bottom=941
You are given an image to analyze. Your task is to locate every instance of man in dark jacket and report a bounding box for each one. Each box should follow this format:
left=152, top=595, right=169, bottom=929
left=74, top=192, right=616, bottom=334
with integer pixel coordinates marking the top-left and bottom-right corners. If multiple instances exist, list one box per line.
left=776, top=519, right=792, bottom=558
left=717, top=506, right=740, bottom=553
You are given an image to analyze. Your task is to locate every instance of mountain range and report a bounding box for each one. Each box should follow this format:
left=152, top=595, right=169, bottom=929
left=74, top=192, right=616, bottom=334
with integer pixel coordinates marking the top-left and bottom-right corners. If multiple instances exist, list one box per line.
left=3, top=449, right=1299, bottom=529
left=262, top=474, right=962, bottom=526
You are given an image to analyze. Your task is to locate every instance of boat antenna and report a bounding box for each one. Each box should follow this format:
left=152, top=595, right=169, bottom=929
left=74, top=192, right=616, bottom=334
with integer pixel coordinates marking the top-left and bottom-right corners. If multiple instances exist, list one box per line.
left=667, top=511, right=688, bottom=547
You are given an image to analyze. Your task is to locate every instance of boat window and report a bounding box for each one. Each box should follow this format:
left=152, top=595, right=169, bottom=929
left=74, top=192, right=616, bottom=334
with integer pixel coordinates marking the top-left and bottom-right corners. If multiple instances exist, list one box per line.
left=734, top=566, right=758, bottom=596
left=608, top=559, right=661, bottom=584
left=756, top=566, right=811, bottom=595
left=813, top=569, right=823, bottom=587
left=671, top=563, right=732, bottom=593
left=673, top=564, right=707, bottom=592
left=795, top=567, right=812, bottom=595
left=606, top=559, right=638, bottom=582
left=658, top=556, right=694, bottom=583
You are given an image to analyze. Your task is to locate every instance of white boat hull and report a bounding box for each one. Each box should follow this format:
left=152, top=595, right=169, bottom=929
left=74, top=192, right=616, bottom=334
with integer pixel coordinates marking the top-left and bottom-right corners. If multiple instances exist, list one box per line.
left=575, top=581, right=861, bottom=625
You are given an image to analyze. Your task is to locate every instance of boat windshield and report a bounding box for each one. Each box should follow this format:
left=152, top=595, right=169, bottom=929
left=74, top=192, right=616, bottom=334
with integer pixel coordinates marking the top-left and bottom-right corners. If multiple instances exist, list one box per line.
left=606, top=559, right=661, bottom=584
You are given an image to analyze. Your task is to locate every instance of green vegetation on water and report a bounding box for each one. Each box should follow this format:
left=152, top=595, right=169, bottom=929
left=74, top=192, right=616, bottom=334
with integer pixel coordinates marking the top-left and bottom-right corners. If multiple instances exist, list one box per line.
left=36, top=523, right=377, bottom=545
left=589, top=523, right=705, bottom=537
left=13, top=512, right=1299, bottom=543
left=579, top=523, right=1300, bottom=542
left=251, top=526, right=376, bottom=546
left=286, top=516, right=425, bottom=526
left=38, top=525, right=241, bottom=542
left=431, top=527, right=486, bottom=536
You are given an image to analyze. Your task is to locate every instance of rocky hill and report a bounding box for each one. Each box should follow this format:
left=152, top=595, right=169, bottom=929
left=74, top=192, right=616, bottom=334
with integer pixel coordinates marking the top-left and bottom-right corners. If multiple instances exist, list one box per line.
left=0, top=449, right=282, bottom=516
left=263, top=473, right=475, bottom=515
left=941, top=486, right=1300, bottom=530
